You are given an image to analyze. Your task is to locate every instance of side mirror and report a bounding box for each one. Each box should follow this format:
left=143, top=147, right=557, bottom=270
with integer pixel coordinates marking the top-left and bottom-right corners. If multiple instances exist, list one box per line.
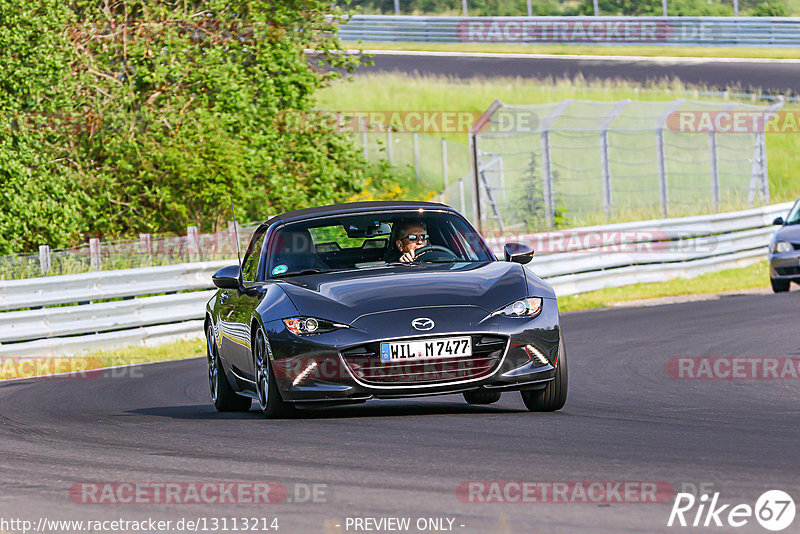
left=212, top=265, right=242, bottom=289
left=503, top=243, right=534, bottom=265
left=773, top=217, right=785, bottom=226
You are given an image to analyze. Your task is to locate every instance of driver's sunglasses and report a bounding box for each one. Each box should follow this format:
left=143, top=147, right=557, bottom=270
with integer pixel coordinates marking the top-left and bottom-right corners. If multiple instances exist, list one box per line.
left=402, top=233, right=429, bottom=242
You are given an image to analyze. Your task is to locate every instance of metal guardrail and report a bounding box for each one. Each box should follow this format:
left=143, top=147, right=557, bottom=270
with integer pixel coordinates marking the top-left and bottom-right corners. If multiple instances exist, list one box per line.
left=486, top=202, right=792, bottom=295
left=0, top=202, right=791, bottom=357
left=338, top=15, right=800, bottom=47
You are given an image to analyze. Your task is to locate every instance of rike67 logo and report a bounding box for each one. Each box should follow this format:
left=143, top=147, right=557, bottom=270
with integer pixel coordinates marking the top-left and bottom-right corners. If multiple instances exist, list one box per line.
left=668, top=490, right=796, bottom=531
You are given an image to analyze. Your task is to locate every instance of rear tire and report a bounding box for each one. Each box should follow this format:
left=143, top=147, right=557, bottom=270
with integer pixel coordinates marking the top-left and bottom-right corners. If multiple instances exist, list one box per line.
left=207, top=324, right=252, bottom=412
left=521, top=338, right=567, bottom=412
left=463, top=390, right=502, bottom=405
left=771, top=278, right=791, bottom=293
left=254, top=328, right=295, bottom=419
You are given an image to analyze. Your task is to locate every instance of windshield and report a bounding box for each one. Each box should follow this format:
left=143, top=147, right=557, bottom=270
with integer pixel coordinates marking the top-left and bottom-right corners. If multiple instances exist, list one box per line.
left=785, top=199, right=800, bottom=225
left=267, top=211, right=494, bottom=278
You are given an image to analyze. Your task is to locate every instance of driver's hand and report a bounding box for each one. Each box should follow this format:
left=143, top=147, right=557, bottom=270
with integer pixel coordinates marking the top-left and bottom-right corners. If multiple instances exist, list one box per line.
left=399, top=250, right=415, bottom=263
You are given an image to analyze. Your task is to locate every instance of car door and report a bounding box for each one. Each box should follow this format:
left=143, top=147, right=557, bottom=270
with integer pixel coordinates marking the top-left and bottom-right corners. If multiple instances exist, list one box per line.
left=222, top=227, right=267, bottom=382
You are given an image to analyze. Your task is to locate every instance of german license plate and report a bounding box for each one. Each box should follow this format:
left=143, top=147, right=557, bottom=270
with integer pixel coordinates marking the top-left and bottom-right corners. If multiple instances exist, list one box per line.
left=380, top=337, right=472, bottom=362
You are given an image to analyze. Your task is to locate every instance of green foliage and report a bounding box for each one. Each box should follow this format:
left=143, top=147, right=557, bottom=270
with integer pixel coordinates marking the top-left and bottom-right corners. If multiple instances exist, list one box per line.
left=343, top=0, right=791, bottom=15
left=341, top=0, right=577, bottom=15
left=747, top=1, right=789, bottom=16
left=1, top=0, right=405, bottom=254
left=0, top=0, right=85, bottom=255
left=576, top=0, right=733, bottom=15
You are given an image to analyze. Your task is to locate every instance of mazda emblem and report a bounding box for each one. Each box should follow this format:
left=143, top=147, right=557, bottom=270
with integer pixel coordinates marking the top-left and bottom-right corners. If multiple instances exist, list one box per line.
left=411, top=318, right=435, bottom=331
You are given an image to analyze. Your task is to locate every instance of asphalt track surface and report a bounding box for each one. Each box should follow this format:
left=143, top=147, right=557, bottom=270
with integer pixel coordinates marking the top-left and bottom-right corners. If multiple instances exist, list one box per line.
left=1, top=291, right=799, bottom=534
left=353, top=50, right=800, bottom=95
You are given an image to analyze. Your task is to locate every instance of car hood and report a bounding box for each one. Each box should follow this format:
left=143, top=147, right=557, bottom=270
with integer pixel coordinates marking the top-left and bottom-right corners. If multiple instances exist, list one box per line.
left=276, top=262, right=552, bottom=325
left=775, top=225, right=800, bottom=244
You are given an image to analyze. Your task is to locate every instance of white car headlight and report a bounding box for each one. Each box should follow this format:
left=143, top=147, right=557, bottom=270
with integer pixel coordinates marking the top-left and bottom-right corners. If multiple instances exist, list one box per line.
left=774, top=241, right=793, bottom=253
left=283, top=317, right=347, bottom=335
left=492, top=297, right=543, bottom=318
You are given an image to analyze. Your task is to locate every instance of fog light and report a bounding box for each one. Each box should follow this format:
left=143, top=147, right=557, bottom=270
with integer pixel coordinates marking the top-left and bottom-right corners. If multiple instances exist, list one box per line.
left=524, top=344, right=550, bottom=366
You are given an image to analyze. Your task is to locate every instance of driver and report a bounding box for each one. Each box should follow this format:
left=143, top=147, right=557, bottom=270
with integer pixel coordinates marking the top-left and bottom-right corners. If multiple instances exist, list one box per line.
left=395, top=220, right=428, bottom=263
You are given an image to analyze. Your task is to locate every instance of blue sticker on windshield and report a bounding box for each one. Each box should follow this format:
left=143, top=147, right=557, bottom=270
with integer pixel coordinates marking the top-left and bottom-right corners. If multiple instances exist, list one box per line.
left=272, top=264, right=288, bottom=275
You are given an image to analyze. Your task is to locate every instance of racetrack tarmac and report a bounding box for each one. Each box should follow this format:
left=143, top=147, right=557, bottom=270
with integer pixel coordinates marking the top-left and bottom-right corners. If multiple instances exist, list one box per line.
left=352, top=50, right=800, bottom=95
left=1, top=290, right=799, bottom=533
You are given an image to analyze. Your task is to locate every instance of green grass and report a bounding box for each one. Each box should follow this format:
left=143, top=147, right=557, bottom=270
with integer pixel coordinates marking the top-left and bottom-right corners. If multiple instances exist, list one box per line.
left=318, top=73, right=800, bottom=215
left=558, top=260, right=772, bottom=312
left=352, top=42, right=800, bottom=60
left=0, top=339, right=203, bottom=380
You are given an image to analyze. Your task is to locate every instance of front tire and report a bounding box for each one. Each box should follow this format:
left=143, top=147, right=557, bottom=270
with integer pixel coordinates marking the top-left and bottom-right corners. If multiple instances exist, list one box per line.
left=771, top=278, right=791, bottom=293
left=207, top=324, right=251, bottom=412
left=521, top=338, right=567, bottom=412
left=254, top=328, right=295, bottom=418
left=463, top=390, right=502, bottom=405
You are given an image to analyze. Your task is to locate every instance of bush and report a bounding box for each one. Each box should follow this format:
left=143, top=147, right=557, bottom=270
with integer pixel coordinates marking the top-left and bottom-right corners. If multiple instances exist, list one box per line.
left=0, top=0, right=406, bottom=253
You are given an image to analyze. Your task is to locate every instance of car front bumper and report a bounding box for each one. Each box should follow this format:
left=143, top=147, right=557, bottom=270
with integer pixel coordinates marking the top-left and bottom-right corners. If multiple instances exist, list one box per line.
left=770, top=251, right=800, bottom=281
left=264, top=300, right=561, bottom=404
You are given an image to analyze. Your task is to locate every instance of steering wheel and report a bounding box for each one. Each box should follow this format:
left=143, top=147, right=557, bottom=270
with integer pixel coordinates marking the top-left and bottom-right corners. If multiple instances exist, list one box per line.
left=413, top=245, right=459, bottom=262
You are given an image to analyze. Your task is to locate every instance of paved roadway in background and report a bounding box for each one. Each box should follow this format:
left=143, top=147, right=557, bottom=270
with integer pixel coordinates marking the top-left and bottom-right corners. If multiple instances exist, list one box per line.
left=0, top=291, right=798, bottom=533
left=351, top=50, right=800, bottom=95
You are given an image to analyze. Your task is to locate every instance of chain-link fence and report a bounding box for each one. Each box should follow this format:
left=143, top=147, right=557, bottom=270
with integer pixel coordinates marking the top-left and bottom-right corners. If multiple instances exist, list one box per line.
left=1, top=224, right=259, bottom=280
left=471, top=98, right=783, bottom=233
left=351, top=126, right=474, bottom=216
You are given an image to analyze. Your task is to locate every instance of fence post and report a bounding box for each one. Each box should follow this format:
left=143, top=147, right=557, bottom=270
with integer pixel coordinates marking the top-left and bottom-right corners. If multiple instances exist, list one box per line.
left=442, top=138, right=449, bottom=204
left=187, top=226, right=200, bottom=262
left=541, top=131, right=555, bottom=226
left=387, top=127, right=393, bottom=165
left=527, top=0, right=532, bottom=16
left=598, top=100, right=629, bottom=218
left=656, top=128, right=669, bottom=217
left=394, top=0, right=399, bottom=14
left=462, top=0, right=468, bottom=16
left=139, top=233, right=152, bottom=255
left=39, top=245, right=50, bottom=276
left=537, top=100, right=573, bottom=227
left=89, top=238, right=101, bottom=271
left=655, top=99, right=685, bottom=218
left=228, top=221, right=237, bottom=254
left=759, top=132, right=770, bottom=204
left=361, top=118, right=368, bottom=159
left=459, top=178, right=466, bottom=215
left=708, top=130, right=720, bottom=211
left=413, top=131, right=420, bottom=179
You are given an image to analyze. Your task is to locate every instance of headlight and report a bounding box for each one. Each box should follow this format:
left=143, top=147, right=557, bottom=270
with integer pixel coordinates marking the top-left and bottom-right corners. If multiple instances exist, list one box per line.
left=774, top=241, right=793, bottom=253
left=283, top=317, right=347, bottom=335
left=492, top=297, right=543, bottom=318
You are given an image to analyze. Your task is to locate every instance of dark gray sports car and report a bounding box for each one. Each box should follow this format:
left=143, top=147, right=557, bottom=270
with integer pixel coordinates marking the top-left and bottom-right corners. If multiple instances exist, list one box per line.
left=205, top=201, right=566, bottom=417
left=770, top=196, right=800, bottom=292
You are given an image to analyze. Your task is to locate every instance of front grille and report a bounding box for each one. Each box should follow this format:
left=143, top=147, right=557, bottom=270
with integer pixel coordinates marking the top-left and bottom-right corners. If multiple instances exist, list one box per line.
left=793, top=243, right=800, bottom=251
left=341, top=335, right=507, bottom=386
left=776, top=266, right=800, bottom=276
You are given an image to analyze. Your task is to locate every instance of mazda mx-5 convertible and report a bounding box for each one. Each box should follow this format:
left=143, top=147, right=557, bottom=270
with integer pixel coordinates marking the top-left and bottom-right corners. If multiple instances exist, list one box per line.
left=205, top=201, right=566, bottom=417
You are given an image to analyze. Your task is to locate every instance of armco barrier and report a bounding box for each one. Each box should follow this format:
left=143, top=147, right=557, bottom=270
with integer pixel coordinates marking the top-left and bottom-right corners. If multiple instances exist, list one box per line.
left=338, top=15, right=800, bottom=47
left=486, top=202, right=792, bottom=295
left=0, top=202, right=792, bottom=357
